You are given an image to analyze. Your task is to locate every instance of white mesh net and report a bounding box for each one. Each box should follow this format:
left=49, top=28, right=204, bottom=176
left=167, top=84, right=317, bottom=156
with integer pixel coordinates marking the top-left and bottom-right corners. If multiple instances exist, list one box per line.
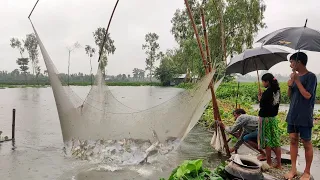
left=31, top=21, right=223, bottom=163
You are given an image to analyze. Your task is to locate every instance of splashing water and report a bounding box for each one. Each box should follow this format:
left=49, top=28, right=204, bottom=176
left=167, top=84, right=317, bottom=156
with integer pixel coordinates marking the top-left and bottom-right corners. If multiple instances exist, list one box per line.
left=64, top=137, right=180, bottom=166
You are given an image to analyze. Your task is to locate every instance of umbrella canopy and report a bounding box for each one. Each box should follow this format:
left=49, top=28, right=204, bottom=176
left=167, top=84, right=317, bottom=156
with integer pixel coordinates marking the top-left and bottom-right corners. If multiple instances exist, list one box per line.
left=226, top=46, right=290, bottom=75
left=256, top=26, right=320, bottom=52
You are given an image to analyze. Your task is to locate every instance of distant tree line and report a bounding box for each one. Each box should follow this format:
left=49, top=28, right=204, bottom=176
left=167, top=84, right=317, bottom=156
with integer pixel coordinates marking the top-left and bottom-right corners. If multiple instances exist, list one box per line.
left=0, top=67, right=159, bottom=85
left=0, top=70, right=93, bottom=85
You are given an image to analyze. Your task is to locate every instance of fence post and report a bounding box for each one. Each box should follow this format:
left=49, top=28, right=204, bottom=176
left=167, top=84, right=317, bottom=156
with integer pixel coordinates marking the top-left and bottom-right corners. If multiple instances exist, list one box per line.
left=12, top=109, right=16, bottom=140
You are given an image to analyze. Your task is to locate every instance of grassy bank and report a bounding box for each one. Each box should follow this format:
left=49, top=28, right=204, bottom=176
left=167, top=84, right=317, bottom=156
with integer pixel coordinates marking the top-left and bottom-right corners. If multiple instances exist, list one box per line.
left=175, top=81, right=320, bottom=104
left=216, top=82, right=320, bottom=104
left=199, top=99, right=320, bottom=148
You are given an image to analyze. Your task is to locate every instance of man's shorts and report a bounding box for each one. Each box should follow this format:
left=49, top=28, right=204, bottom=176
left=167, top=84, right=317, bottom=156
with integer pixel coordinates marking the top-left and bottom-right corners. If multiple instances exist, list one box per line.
left=287, top=124, right=312, bottom=141
left=243, top=130, right=258, bottom=142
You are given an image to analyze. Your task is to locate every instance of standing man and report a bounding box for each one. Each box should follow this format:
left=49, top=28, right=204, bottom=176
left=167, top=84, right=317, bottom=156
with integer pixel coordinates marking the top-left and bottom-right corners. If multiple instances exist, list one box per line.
left=285, top=52, right=317, bottom=180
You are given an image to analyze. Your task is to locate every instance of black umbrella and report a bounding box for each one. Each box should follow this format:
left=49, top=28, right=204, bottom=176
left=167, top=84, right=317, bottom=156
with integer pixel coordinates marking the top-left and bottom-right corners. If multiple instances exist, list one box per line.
left=226, top=46, right=289, bottom=75
left=256, top=19, right=320, bottom=52
left=226, top=46, right=290, bottom=93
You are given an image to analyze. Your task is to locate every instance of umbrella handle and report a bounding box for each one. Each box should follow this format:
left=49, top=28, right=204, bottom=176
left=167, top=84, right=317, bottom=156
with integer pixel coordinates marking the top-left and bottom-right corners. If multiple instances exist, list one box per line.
left=254, top=61, right=262, bottom=94
left=235, top=82, right=240, bottom=109
left=257, top=70, right=262, bottom=94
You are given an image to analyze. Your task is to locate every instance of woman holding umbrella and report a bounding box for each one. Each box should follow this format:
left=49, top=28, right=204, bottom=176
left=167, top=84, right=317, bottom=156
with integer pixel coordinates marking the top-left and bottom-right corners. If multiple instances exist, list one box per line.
left=258, top=73, right=282, bottom=169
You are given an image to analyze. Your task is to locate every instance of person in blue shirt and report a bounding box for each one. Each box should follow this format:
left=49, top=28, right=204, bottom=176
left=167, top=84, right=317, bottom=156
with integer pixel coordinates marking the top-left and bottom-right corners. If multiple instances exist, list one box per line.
left=284, top=52, right=317, bottom=180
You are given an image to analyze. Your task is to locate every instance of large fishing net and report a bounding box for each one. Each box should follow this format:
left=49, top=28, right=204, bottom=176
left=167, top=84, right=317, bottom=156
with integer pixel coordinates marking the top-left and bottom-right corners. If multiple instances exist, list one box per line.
left=30, top=20, right=224, bottom=164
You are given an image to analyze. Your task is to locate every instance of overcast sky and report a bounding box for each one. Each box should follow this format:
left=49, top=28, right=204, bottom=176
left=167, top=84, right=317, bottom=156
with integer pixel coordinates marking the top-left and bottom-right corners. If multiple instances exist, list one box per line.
left=0, top=0, right=319, bottom=76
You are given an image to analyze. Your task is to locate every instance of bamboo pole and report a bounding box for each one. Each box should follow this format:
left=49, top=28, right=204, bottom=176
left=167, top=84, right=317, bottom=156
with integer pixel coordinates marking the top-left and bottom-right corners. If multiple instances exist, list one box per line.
left=98, top=0, right=120, bottom=63
left=200, top=8, right=212, bottom=73
left=184, top=5, right=208, bottom=74
left=184, top=0, right=231, bottom=157
left=200, top=8, right=218, bottom=119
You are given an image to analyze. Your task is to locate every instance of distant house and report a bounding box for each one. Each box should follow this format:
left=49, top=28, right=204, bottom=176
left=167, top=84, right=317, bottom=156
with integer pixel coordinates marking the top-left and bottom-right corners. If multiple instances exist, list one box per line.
left=171, top=74, right=200, bottom=85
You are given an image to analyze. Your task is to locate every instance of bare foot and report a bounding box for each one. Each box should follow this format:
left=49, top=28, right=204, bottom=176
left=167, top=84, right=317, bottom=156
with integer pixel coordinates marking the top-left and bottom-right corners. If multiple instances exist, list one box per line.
left=257, top=154, right=266, bottom=161
left=284, top=169, right=297, bottom=180
left=272, top=164, right=282, bottom=169
left=300, top=172, right=311, bottom=180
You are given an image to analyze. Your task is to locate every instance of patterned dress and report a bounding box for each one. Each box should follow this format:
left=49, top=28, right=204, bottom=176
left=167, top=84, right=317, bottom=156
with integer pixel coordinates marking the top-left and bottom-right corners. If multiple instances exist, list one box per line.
left=258, top=87, right=281, bottom=149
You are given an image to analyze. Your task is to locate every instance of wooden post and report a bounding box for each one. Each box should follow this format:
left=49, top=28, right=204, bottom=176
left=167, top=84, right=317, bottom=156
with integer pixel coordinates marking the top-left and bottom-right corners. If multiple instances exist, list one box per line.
left=201, top=8, right=212, bottom=72
left=12, top=109, right=16, bottom=140
left=184, top=0, right=231, bottom=157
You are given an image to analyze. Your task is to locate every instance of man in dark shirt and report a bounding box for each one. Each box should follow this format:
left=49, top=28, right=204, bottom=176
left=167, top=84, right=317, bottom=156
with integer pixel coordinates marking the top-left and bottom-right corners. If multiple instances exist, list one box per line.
left=285, top=52, right=317, bottom=180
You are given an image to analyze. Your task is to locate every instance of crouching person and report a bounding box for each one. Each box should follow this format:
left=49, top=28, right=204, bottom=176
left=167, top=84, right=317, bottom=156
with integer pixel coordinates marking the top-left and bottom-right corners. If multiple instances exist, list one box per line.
left=217, top=109, right=266, bottom=160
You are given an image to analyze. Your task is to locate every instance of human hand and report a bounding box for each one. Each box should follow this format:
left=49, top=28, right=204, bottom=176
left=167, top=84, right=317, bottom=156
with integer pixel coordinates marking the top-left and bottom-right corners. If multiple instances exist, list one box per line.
left=234, top=131, right=241, bottom=138
left=215, top=120, right=225, bottom=128
left=290, top=71, right=299, bottom=81
left=229, top=147, right=235, bottom=153
left=288, top=79, right=294, bottom=87
left=258, top=92, right=262, bottom=101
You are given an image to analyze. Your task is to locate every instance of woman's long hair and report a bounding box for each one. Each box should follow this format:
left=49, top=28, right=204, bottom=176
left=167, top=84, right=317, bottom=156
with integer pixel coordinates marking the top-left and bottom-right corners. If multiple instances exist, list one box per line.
left=261, top=73, right=280, bottom=92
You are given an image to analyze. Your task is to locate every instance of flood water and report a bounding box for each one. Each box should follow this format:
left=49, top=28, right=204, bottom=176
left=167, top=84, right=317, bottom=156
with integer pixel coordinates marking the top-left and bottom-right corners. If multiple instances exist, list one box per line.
left=0, top=86, right=319, bottom=180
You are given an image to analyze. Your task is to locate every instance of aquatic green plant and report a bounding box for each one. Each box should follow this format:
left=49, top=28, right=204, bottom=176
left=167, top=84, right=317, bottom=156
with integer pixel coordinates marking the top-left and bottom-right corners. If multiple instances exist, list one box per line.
left=160, top=159, right=226, bottom=180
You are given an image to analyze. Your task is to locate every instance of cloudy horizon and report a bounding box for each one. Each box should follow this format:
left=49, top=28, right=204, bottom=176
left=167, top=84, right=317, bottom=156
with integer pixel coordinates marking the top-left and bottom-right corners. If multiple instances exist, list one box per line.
left=1, top=0, right=319, bottom=77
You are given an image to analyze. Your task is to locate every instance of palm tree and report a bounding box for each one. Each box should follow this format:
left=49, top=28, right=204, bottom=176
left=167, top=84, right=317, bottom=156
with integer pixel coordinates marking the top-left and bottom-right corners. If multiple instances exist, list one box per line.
left=66, top=42, right=81, bottom=86
left=85, top=45, right=96, bottom=85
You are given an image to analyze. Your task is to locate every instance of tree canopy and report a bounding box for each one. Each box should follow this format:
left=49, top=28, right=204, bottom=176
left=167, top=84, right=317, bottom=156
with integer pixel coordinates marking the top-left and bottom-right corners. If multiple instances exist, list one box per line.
left=142, top=32, right=163, bottom=81
left=164, top=0, right=266, bottom=82
left=93, top=27, right=116, bottom=72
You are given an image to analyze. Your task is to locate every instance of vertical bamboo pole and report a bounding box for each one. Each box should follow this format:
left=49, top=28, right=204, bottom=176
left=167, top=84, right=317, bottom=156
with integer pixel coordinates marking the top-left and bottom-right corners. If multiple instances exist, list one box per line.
left=184, top=0, right=230, bottom=157
left=98, top=0, right=120, bottom=63
left=201, top=8, right=212, bottom=73
left=200, top=8, right=218, bottom=120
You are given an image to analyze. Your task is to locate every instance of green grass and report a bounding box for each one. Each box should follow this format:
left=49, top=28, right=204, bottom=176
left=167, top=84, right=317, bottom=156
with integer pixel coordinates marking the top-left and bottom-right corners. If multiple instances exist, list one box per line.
left=106, top=81, right=161, bottom=86
left=175, top=82, right=195, bottom=89
left=216, top=82, right=320, bottom=104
